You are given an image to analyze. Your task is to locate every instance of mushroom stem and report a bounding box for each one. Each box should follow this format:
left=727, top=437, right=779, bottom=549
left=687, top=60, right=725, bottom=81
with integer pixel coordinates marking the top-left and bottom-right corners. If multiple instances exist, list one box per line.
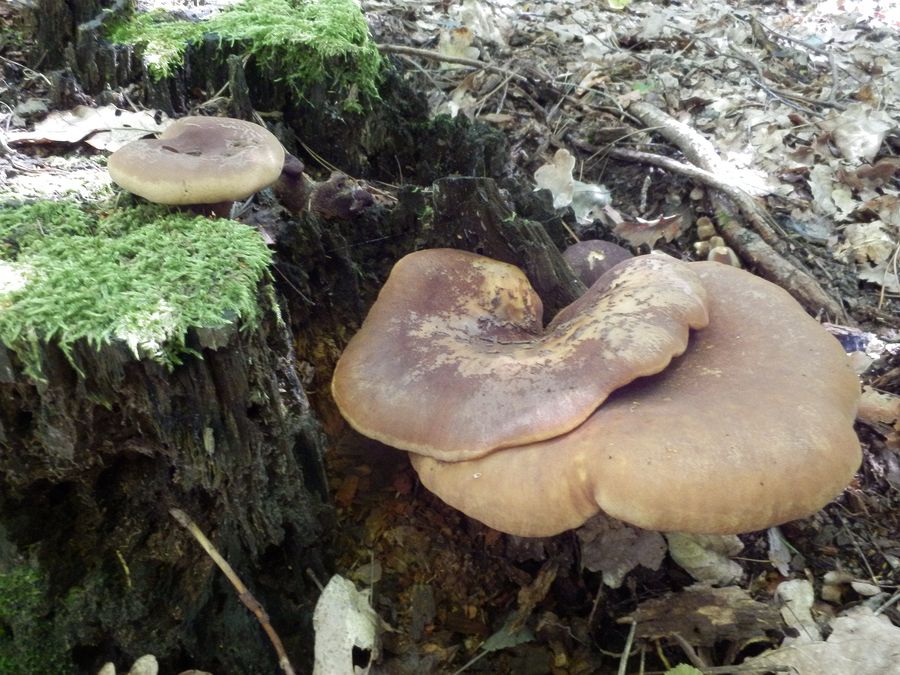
left=187, top=201, right=235, bottom=219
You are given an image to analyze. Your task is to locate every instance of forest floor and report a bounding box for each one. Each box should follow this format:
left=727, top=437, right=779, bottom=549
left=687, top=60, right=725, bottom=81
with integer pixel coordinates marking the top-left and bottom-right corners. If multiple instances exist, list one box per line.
left=2, top=0, right=900, bottom=673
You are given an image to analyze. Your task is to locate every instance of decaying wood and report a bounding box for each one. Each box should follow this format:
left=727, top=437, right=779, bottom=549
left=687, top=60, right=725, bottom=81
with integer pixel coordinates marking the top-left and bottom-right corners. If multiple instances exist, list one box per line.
left=171, top=508, right=297, bottom=675
left=0, top=292, right=332, bottom=673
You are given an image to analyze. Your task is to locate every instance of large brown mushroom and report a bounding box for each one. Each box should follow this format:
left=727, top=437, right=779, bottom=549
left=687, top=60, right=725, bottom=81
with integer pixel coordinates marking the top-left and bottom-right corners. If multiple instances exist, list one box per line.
left=108, top=116, right=285, bottom=217
left=410, top=261, right=861, bottom=536
left=332, top=249, right=710, bottom=461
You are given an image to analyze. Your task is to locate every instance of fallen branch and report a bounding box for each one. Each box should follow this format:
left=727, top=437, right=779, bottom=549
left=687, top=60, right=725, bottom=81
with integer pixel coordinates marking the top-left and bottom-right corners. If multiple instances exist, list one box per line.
left=170, top=508, right=297, bottom=675
left=378, top=43, right=528, bottom=83
left=612, top=101, right=846, bottom=320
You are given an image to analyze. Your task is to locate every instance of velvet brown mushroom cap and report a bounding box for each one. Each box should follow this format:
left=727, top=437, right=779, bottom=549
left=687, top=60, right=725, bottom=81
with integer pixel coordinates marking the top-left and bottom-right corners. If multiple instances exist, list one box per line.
left=411, top=262, right=861, bottom=536
left=108, top=116, right=285, bottom=206
left=332, top=249, right=709, bottom=461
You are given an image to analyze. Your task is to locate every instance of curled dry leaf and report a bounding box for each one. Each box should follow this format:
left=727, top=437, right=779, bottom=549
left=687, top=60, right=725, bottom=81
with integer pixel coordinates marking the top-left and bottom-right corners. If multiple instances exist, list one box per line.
left=534, top=148, right=577, bottom=208
left=7, top=105, right=170, bottom=151
left=665, top=533, right=743, bottom=585
left=820, top=103, right=896, bottom=163
left=613, top=213, right=684, bottom=248
left=745, top=609, right=900, bottom=675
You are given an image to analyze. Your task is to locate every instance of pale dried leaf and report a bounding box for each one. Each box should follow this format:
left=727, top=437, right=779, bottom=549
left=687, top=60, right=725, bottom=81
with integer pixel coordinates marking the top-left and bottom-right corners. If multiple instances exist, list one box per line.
left=838, top=221, right=896, bottom=265
left=533, top=149, right=576, bottom=208
left=313, top=575, right=379, bottom=675
left=821, top=104, right=896, bottom=163
left=775, top=579, right=821, bottom=641
left=858, top=261, right=900, bottom=293
left=571, top=180, right=611, bottom=225
left=8, top=105, right=170, bottom=151
left=767, top=527, right=792, bottom=576
left=745, top=609, right=900, bottom=675
left=666, top=533, right=743, bottom=585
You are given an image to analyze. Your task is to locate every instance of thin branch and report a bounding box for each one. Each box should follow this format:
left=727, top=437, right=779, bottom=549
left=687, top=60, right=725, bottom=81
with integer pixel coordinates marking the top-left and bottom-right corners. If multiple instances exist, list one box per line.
left=169, top=508, right=297, bottom=675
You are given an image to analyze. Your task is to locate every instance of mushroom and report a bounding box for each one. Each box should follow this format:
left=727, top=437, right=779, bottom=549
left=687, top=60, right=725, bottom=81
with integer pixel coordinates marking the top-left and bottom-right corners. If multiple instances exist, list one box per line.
left=410, top=261, right=861, bottom=536
left=562, top=240, right=633, bottom=287
left=273, top=155, right=374, bottom=220
left=332, top=249, right=709, bottom=461
left=108, top=116, right=285, bottom=217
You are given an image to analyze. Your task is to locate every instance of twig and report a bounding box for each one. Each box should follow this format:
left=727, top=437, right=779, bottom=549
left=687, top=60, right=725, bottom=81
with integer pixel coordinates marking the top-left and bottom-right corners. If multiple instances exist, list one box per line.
left=607, top=102, right=846, bottom=319
left=617, top=620, right=637, bottom=675
left=378, top=43, right=529, bottom=83
left=169, top=508, right=297, bottom=675
left=874, top=589, right=900, bottom=617
left=671, top=632, right=708, bottom=670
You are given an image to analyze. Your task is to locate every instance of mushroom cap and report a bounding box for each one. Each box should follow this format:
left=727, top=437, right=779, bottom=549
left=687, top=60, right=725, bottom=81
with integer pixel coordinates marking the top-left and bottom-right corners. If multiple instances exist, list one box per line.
left=108, top=116, right=285, bottom=205
left=562, top=240, right=633, bottom=287
left=332, top=249, right=709, bottom=461
left=411, top=262, right=861, bottom=536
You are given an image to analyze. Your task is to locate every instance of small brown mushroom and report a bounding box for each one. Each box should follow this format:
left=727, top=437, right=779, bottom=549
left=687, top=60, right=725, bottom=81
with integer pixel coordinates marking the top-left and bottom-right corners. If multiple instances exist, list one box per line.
left=273, top=157, right=374, bottom=220
left=332, top=249, right=709, bottom=461
left=561, top=240, right=633, bottom=287
left=108, top=116, right=285, bottom=217
left=410, top=261, right=861, bottom=536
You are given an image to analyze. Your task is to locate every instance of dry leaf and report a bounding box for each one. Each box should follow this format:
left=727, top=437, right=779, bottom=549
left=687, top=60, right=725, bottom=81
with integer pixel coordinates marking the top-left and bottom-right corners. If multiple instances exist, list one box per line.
left=534, top=149, right=577, bottom=208
left=666, top=532, right=743, bottom=585
left=313, top=576, right=379, bottom=675
left=7, top=105, right=169, bottom=151
left=745, top=609, right=900, bottom=675
left=613, top=214, right=684, bottom=248
left=821, top=103, right=895, bottom=163
left=577, top=513, right=666, bottom=588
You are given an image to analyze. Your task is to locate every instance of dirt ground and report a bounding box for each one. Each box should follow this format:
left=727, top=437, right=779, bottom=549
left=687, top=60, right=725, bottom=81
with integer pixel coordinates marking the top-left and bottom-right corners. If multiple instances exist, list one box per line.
left=2, top=0, right=899, bottom=673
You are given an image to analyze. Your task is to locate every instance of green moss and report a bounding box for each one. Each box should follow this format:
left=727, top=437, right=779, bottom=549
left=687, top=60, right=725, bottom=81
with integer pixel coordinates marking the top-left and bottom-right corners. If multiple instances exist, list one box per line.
left=0, top=564, right=71, bottom=674
left=0, top=202, right=272, bottom=380
left=107, top=0, right=382, bottom=110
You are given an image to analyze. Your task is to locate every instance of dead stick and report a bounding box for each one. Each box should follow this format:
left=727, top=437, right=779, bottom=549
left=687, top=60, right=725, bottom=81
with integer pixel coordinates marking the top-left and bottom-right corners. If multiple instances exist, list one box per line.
left=170, top=508, right=297, bottom=675
left=378, top=43, right=529, bottom=83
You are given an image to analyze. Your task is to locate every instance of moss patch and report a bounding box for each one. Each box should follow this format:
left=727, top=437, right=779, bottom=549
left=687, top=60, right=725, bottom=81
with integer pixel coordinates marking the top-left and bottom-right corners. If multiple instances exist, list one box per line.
left=107, top=0, right=382, bottom=110
left=0, top=202, right=272, bottom=379
left=0, top=563, right=71, bottom=674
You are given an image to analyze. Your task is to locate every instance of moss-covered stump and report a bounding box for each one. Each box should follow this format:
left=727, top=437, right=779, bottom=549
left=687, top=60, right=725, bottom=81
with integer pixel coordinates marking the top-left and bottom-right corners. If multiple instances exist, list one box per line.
left=0, top=203, right=331, bottom=673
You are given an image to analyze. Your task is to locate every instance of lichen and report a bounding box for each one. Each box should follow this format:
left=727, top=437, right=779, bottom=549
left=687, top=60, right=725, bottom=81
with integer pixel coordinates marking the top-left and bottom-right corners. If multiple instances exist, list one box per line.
left=107, top=0, right=383, bottom=111
left=0, top=202, right=272, bottom=380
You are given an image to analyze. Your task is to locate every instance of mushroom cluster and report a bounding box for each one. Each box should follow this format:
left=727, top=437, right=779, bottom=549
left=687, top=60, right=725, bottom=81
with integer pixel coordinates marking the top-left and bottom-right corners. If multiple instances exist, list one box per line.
left=332, top=249, right=861, bottom=537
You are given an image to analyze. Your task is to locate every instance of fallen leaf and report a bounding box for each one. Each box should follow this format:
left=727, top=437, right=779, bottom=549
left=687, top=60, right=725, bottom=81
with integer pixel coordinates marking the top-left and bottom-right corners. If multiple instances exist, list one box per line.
left=534, top=149, right=577, bottom=208
left=7, top=105, right=169, bottom=151
left=613, top=213, right=684, bottom=248
left=820, top=104, right=895, bottom=163
left=745, top=609, right=900, bottom=675
left=313, top=575, right=379, bottom=675
left=577, top=513, right=666, bottom=588
left=665, top=532, right=743, bottom=585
